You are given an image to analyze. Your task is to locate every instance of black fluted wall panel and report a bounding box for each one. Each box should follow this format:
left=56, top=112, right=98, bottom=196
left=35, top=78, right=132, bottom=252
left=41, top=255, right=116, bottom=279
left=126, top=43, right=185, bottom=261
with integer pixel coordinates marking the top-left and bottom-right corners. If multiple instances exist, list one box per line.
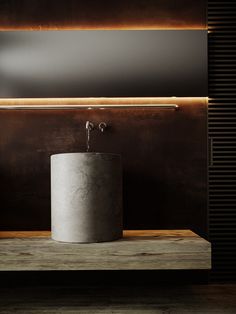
left=208, top=0, right=236, bottom=282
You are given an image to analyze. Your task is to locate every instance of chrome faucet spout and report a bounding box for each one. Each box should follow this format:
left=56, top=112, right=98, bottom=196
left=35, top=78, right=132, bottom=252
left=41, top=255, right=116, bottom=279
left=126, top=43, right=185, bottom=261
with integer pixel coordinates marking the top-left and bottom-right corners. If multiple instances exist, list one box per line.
left=86, top=121, right=94, bottom=131
left=85, top=121, right=94, bottom=152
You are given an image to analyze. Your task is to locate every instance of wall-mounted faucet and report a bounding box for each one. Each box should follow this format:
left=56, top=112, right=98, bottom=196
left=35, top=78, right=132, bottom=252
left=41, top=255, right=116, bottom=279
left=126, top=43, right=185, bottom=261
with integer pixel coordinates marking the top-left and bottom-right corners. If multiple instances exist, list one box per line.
left=85, top=120, right=108, bottom=152
left=85, top=121, right=94, bottom=152
left=86, top=121, right=94, bottom=131
left=98, top=122, right=107, bottom=133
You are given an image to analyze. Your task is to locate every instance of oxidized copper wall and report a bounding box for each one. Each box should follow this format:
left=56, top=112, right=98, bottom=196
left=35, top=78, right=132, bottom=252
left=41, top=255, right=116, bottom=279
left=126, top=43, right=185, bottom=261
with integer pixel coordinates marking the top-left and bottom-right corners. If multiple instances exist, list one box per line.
left=0, top=100, right=207, bottom=237
left=0, top=1, right=208, bottom=237
left=0, top=0, right=206, bottom=30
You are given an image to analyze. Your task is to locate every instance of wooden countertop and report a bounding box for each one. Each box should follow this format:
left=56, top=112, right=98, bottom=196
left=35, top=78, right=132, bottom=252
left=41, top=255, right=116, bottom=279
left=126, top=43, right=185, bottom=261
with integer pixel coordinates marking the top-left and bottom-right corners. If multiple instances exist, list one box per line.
left=0, top=230, right=211, bottom=271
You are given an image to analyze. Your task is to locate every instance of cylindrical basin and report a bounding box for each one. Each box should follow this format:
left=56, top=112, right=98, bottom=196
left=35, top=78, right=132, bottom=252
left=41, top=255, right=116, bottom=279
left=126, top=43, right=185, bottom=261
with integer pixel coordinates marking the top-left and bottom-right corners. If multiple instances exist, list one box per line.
left=51, top=152, right=123, bottom=243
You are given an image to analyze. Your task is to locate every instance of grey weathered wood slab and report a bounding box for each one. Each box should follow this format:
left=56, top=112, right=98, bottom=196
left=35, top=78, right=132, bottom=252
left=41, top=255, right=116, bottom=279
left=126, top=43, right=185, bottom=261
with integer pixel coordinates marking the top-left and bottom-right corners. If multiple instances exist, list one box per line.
left=0, top=230, right=211, bottom=271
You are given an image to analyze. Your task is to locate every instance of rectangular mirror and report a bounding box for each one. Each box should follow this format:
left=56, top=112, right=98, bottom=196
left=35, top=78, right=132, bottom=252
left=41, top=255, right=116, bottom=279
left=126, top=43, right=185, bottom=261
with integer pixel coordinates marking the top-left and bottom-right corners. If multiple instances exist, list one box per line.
left=0, top=30, right=207, bottom=98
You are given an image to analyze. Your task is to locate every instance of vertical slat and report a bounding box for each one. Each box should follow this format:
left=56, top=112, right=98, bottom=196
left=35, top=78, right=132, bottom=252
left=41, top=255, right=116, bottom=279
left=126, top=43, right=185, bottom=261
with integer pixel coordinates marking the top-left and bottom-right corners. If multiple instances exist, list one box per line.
left=208, top=0, right=236, bottom=282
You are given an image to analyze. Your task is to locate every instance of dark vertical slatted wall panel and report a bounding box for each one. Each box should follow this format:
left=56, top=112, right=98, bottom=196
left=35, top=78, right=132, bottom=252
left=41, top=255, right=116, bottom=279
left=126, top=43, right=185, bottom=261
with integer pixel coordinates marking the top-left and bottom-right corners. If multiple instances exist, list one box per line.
left=208, top=0, right=236, bottom=282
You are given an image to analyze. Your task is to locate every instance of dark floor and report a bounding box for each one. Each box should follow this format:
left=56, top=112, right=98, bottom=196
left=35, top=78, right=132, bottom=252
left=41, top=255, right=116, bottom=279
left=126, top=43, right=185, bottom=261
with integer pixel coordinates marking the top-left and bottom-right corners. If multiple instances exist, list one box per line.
left=0, top=284, right=236, bottom=313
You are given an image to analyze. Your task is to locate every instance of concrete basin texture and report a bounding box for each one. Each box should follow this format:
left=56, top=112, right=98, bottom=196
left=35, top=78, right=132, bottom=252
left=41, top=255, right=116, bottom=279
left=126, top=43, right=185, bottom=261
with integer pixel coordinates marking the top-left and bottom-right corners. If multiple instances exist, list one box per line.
left=51, top=153, right=123, bottom=243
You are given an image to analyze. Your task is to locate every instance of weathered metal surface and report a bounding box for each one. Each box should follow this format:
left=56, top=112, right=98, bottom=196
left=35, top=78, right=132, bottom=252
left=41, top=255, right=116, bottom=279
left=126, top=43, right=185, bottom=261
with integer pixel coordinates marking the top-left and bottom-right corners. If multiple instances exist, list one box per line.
left=0, top=100, right=208, bottom=237
left=0, top=0, right=207, bottom=30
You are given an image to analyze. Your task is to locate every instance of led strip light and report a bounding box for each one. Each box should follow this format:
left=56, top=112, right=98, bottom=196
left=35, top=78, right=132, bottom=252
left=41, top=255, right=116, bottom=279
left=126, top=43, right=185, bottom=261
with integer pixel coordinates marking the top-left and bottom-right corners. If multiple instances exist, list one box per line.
left=0, top=104, right=179, bottom=110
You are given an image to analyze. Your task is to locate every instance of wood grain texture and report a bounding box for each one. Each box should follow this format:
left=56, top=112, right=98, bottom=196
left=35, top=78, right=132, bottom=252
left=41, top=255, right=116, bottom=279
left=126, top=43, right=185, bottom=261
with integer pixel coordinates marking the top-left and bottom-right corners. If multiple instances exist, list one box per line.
left=0, top=230, right=211, bottom=271
left=0, top=230, right=196, bottom=238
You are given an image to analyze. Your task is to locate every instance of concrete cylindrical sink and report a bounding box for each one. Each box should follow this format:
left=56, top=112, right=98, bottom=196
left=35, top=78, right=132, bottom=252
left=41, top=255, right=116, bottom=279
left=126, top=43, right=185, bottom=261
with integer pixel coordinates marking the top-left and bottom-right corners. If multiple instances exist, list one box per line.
left=51, top=152, right=122, bottom=243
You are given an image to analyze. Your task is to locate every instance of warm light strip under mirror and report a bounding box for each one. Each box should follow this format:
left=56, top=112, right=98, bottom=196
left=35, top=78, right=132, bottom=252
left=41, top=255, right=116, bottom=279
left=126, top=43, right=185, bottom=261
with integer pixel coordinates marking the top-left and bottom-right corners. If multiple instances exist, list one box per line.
left=0, top=97, right=208, bottom=110
left=0, top=104, right=179, bottom=110
left=0, top=27, right=207, bottom=30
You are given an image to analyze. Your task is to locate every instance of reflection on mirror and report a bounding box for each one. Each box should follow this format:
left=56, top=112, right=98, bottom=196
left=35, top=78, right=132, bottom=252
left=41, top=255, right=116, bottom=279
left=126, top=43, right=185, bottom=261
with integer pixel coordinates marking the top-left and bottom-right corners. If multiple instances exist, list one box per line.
left=0, top=30, right=207, bottom=98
